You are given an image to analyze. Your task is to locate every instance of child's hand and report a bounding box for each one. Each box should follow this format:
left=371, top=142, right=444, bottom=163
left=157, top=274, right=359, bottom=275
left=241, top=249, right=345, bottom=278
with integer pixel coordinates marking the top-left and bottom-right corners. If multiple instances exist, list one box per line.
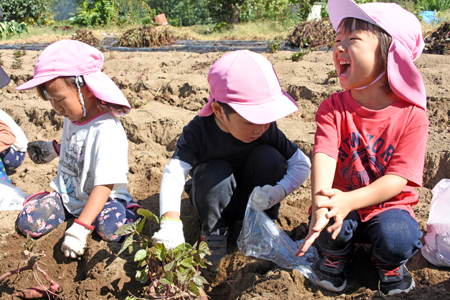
left=317, top=188, right=352, bottom=239
left=296, top=207, right=329, bottom=256
left=27, top=140, right=59, bottom=164
left=152, top=219, right=185, bottom=249
left=61, top=222, right=92, bottom=258
left=250, top=185, right=286, bottom=210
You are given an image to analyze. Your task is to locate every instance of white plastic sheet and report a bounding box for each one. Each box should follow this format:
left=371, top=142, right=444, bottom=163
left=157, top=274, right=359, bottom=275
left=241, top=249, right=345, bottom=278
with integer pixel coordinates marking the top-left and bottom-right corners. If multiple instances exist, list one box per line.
left=0, top=178, right=26, bottom=210
left=238, top=197, right=319, bottom=285
left=421, top=178, right=450, bottom=267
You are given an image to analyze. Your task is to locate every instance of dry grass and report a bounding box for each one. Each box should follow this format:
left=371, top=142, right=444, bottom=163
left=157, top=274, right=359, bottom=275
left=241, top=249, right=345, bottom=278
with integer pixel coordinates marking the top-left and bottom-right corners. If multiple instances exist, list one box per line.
left=0, top=19, right=297, bottom=45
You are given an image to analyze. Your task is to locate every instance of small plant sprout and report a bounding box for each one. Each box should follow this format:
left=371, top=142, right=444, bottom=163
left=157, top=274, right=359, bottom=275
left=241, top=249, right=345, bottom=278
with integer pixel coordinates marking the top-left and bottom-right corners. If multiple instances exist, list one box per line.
left=0, top=234, right=60, bottom=299
left=291, top=49, right=311, bottom=62
left=115, top=208, right=211, bottom=299
left=11, top=58, right=23, bottom=69
left=327, top=70, right=338, bottom=78
left=268, top=39, right=281, bottom=53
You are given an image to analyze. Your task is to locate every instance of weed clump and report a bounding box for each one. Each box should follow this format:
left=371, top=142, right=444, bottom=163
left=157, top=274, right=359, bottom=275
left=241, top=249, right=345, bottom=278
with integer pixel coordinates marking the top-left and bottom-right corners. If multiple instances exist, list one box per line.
left=423, top=22, right=450, bottom=55
left=286, top=18, right=335, bottom=50
left=115, top=25, right=177, bottom=48
left=71, top=30, right=100, bottom=46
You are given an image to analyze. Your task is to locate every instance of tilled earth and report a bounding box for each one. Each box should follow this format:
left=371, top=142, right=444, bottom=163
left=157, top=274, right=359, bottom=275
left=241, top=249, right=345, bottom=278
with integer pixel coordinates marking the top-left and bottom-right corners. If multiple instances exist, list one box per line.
left=0, top=48, right=450, bottom=299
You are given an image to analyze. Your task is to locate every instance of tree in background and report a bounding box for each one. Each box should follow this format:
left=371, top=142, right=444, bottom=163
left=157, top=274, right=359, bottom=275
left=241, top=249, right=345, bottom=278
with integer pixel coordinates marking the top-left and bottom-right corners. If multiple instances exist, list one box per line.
left=51, top=0, right=84, bottom=21
left=144, top=0, right=211, bottom=26
left=207, top=0, right=245, bottom=24
left=0, top=0, right=53, bottom=25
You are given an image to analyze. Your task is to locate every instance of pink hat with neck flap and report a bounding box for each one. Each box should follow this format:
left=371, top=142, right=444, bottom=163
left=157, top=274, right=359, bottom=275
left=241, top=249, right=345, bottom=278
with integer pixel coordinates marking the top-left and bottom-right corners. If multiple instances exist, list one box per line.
left=199, top=50, right=298, bottom=124
left=17, top=40, right=131, bottom=115
left=328, top=0, right=427, bottom=110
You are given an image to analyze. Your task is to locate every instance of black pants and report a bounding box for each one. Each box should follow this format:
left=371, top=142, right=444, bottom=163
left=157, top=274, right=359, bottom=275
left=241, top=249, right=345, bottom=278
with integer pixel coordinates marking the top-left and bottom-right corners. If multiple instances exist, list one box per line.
left=186, top=145, right=287, bottom=234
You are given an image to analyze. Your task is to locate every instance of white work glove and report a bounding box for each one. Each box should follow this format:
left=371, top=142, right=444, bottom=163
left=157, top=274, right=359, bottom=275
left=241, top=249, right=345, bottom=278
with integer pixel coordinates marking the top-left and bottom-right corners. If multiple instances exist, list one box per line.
left=251, top=184, right=286, bottom=210
left=61, top=222, right=92, bottom=258
left=27, top=140, right=59, bottom=164
left=152, top=219, right=185, bottom=250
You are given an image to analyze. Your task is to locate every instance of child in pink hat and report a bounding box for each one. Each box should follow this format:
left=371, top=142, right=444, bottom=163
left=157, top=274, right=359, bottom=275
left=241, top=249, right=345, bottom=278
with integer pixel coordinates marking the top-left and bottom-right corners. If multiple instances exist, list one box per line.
left=15, top=40, right=140, bottom=259
left=296, top=0, right=428, bottom=295
left=152, top=50, right=311, bottom=270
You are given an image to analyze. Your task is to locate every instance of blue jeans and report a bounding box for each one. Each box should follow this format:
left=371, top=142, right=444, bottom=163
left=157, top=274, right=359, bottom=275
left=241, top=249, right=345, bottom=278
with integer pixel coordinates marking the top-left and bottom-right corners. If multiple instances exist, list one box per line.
left=186, top=145, right=287, bottom=234
left=17, top=192, right=137, bottom=242
left=316, top=209, right=423, bottom=267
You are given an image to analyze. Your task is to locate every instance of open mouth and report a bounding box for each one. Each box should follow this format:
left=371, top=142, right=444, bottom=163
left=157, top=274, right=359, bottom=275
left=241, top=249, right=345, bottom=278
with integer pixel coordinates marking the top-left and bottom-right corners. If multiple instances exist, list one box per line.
left=339, top=60, right=350, bottom=77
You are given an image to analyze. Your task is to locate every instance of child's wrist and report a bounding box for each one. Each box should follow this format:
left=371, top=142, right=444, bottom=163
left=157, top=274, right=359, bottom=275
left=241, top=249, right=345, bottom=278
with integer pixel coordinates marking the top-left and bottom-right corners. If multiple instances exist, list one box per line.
left=74, top=218, right=95, bottom=230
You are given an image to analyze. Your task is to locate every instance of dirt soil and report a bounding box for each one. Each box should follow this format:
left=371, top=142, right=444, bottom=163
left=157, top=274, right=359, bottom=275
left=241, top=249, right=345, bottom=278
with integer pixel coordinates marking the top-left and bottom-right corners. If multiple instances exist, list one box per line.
left=1, top=48, right=450, bottom=300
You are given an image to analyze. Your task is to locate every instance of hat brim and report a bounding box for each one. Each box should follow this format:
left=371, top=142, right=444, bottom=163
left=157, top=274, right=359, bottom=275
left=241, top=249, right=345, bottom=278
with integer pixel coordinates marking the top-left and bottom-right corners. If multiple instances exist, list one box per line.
left=328, top=0, right=377, bottom=31
left=16, top=74, right=59, bottom=91
left=0, top=66, right=11, bottom=89
left=199, top=90, right=298, bottom=124
left=84, top=71, right=131, bottom=113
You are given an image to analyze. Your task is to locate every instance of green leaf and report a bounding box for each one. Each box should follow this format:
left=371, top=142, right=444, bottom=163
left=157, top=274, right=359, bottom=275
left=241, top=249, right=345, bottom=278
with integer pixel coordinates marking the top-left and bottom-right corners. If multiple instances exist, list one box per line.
left=188, top=281, right=201, bottom=296
left=115, top=220, right=138, bottom=236
left=136, top=218, right=146, bottom=234
left=154, top=243, right=166, bottom=261
left=137, top=209, right=159, bottom=223
left=160, top=277, right=173, bottom=285
left=180, top=257, right=194, bottom=269
left=198, top=241, right=210, bottom=252
left=128, top=243, right=135, bottom=254
left=134, top=249, right=147, bottom=262
left=117, top=234, right=134, bottom=256
left=164, top=260, right=175, bottom=272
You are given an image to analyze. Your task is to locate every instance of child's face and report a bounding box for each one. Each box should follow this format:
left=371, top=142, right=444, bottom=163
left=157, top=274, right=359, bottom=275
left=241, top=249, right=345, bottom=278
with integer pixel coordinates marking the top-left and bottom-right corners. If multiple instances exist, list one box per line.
left=212, top=102, right=269, bottom=143
left=44, top=78, right=98, bottom=123
left=333, top=23, right=381, bottom=90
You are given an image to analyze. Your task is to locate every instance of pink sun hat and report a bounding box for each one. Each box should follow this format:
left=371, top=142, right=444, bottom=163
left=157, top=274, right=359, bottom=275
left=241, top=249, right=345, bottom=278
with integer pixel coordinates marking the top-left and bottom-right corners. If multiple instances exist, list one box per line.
left=199, top=50, right=298, bottom=124
left=16, top=40, right=131, bottom=114
left=328, top=0, right=427, bottom=110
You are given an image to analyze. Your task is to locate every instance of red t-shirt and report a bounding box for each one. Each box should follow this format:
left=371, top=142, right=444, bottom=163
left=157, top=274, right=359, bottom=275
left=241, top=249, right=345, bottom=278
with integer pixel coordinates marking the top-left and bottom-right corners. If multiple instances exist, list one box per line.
left=313, top=90, right=429, bottom=221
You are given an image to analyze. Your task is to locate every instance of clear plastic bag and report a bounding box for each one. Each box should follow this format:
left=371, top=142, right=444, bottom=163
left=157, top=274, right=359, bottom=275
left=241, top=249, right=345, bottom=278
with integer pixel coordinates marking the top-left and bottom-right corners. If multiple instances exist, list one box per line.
left=0, top=178, right=27, bottom=211
left=421, top=178, right=450, bottom=267
left=238, top=197, right=319, bottom=285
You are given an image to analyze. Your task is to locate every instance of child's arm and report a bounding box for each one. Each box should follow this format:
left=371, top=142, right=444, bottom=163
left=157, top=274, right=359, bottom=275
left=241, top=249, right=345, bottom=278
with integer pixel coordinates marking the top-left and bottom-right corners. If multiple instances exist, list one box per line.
left=251, top=148, right=311, bottom=210
left=152, top=158, right=191, bottom=249
left=318, top=174, right=407, bottom=238
left=61, top=184, right=113, bottom=258
left=296, top=152, right=336, bottom=256
left=0, top=119, right=16, bottom=152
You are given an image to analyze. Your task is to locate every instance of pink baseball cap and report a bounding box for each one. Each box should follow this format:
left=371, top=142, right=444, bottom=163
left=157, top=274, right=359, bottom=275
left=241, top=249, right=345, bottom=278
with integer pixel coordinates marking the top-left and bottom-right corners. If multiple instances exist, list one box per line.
left=199, top=50, right=298, bottom=124
left=17, top=40, right=131, bottom=114
left=328, top=0, right=427, bottom=110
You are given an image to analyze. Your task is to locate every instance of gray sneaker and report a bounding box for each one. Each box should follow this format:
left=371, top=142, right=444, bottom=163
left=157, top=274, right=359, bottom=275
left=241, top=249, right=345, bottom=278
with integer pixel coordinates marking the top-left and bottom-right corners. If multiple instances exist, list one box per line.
left=373, top=259, right=415, bottom=295
left=201, top=228, right=228, bottom=272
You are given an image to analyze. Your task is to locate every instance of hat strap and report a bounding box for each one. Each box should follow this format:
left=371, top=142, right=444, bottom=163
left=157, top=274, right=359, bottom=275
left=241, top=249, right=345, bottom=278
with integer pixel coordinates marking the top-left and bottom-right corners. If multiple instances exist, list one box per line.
left=353, top=71, right=386, bottom=90
left=76, top=76, right=86, bottom=117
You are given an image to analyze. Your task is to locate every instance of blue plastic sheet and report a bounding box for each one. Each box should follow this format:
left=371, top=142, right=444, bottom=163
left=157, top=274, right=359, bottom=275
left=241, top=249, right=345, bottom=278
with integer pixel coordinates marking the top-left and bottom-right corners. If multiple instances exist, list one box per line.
left=420, top=11, right=438, bottom=25
left=238, top=196, right=319, bottom=285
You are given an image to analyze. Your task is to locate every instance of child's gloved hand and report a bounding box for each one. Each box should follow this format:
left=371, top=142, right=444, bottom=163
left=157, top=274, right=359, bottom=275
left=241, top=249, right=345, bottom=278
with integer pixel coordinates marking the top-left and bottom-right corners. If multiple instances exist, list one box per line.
left=251, top=184, right=286, bottom=210
left=61, top=221, right=92, bottom=258
left=27, top=140, right=59, bottom=164
left=152, top=219, right=185, bottom=249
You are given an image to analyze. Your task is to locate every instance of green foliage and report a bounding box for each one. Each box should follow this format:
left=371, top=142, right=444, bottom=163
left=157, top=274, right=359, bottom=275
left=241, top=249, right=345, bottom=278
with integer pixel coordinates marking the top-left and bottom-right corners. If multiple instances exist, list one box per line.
left=145, top=0, right=211, bottom=26
left=115, top=209, right=210, bottom=299
left=291, top=49, right=311, bottom=61
left=327, top=69, right=338, bottom=78
left=13, top=46, right=27, bottom=58
left=415, top=0, right=450, bottom=12
left=116, top=25, right=177, bottom=48
left=116, top=0, right=156, bottom=25
left=0, top=20, right=28, bottom=38
left=207, top=0, right=245, bottom=24
left=51, top=0, right=83, bottom=21
left=0, top=0, right=51, bottom=25
left=70, top=0, right=117, bottom=26
left=268, top=39, right=281, bottom=53
left=239, top=0, right=290, bottom=22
